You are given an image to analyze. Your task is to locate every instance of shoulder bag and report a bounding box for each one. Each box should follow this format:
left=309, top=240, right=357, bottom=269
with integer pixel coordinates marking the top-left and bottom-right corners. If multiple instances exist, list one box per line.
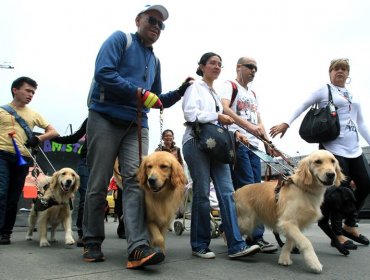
left=299, top=84, right=340, bottom=143
left=189, top=88, right=236, bottom=164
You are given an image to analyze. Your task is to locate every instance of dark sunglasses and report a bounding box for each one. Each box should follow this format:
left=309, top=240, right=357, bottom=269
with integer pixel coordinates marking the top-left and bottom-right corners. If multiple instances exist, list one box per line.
left=147, top=16, right=165, bottom=30
left=242, top=63, right=258, bottom=72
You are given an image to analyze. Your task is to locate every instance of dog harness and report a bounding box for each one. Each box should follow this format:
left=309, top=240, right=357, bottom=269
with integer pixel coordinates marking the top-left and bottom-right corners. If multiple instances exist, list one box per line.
left=33, top=183, right=73, bottom=212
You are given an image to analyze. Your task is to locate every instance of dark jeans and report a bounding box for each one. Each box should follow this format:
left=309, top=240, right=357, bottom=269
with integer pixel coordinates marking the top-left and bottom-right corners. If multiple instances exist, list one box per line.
left=0, top=150, right=31, bottom=235
left=76, top=157, right=89, bottom=237
left=232, top=144, right=264, bottom=241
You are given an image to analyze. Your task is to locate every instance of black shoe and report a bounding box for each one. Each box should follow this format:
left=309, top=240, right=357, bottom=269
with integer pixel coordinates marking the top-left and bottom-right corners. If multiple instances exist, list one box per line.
left=0, top=234, right=11, bottom=245
left=83, top=243, right=105, bottom=262
left=127, top=245, right=165, bottom=269
left=76, top=236, right=84, bottom=247
left=331, top=239, right=357, bottom=250
left=342, top=229, right=370, bottom=245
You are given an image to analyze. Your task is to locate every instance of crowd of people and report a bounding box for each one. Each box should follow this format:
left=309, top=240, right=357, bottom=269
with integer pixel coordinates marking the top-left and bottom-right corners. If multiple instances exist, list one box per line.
left=1, top=3, right=369, bottom=272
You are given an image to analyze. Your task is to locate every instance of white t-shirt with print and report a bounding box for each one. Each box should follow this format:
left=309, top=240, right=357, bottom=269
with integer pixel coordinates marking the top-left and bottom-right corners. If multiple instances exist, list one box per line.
left=219, top=80, right=260, bottom=147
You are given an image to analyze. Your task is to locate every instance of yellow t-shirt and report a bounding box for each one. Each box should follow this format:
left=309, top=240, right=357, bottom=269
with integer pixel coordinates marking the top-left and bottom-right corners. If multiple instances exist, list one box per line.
left=0, top=104, right=49, bottom=156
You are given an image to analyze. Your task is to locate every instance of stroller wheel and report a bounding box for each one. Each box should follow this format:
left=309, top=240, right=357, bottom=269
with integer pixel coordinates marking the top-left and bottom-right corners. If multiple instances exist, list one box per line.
left=174, top=221, right=184, bottom=236
left=210, top=221, right=220, bottom=238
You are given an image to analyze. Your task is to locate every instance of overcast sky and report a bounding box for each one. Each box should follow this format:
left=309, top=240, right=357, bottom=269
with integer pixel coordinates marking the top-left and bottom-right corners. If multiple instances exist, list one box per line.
left=1, top=0, right=370, bottom=158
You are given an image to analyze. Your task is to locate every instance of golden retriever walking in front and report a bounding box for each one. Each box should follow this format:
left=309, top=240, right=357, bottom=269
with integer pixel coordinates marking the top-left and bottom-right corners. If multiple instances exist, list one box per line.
left=234, top=150, right=345, bottom=273
left=137, top=151, right=186, bottom=253
left=26, top=168, right=80, bottom=247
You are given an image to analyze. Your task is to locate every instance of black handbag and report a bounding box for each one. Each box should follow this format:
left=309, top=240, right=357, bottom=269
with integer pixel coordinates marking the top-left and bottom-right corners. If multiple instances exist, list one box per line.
left=191, top=122, right=236, bottom=164
left=299, top=84, right=340, bottom=143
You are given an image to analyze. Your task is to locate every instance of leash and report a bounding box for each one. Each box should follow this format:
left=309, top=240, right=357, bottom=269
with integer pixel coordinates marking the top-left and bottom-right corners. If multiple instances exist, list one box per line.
left=136, top=91, right=143, bottom=165
left=239, top=142, right=293, bottom=181
left=136, top=90, right=164, bottom=164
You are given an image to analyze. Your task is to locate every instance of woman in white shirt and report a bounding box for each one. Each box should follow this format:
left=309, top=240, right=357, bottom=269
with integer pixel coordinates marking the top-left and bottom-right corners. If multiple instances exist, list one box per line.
left=182, top=52, right=260, bottom=259
left=270, top=58, right=370, bottom=249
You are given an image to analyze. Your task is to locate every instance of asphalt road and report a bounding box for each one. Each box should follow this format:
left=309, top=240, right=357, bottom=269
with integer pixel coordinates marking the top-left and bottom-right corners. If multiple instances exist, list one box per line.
left=1, top=216, right=369, bottom=280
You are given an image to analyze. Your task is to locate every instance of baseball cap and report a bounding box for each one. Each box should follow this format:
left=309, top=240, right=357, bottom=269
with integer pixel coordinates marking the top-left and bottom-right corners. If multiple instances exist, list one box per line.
left=138, top=4, right=169, bottom=21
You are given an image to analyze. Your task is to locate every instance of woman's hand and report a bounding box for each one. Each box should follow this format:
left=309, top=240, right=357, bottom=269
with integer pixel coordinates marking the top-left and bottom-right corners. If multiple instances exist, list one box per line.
left=270, top=123, right=289, bottom=138
left=218, top=114, right=234, bottom=125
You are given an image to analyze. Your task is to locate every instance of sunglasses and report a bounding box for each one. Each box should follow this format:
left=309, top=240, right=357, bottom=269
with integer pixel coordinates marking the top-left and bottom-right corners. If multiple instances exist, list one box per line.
left=241, top=63, right=258, bottom=72
left=147, top=16, right=165, bottom=30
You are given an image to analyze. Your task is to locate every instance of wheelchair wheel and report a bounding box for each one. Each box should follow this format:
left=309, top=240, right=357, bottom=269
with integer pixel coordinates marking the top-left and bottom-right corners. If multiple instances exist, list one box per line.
left=174, top=221, right=184, bottom=236
left=210, top=221, right=220, bottom=238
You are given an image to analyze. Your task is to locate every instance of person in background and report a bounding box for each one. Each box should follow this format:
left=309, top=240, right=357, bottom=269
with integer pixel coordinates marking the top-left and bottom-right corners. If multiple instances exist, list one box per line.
left=181, top=52, right=260, bottom=259
left=219, top=56, right=278, bottom=253
left=270, top=58, right=370, bottom=249
left=0, top=76, right=59, bottom=245
left=51, top=118, right=88, bottom=247
left=108, top=175, right=125, bottom=239
left=82, top=4, right=192, bottom=268
left=155, top=129, right=183, bottom=165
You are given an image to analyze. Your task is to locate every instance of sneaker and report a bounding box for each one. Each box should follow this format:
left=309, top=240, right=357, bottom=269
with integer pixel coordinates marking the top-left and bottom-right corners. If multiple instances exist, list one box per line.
left=192, top=248, right=216, bottom=259
left=0, top=234, right=11, bottom=245
left=76, top=236, right=84, bottom=247
left=83, top=243, right=105, bottom=262
left=127, top=245, right=165, bottom=269
left=254, top=239, right=278, bottom=254
left=228, top=245, right=260, bottom=259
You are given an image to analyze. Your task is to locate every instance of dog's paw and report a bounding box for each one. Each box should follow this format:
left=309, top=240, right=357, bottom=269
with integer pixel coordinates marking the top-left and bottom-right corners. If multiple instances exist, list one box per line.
left=305, top=254, right=323, bottom=274
left=278, top=256, right=293, bottom=266
left=25, top=234, right=32, bottom=241
left=65, top=237, right=75, bottom=245
left=308, top=260, right=323, bottom=274
left=39, top=239, right=51, bottom=247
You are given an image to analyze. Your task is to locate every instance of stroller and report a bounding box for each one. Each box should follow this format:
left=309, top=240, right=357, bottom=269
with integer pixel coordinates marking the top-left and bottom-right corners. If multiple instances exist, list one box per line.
left=173, top=181, right=221, bottom=238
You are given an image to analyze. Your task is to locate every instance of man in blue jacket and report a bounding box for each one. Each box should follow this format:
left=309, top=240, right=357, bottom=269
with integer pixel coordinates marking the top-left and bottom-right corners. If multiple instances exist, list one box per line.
left=82, top=4, right=191, bottom=268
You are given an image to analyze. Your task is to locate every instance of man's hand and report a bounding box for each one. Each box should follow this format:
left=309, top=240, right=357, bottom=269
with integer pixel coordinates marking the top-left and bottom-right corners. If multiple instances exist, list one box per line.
left=177, top=77, right=194, bottom=96
left=141, top=90, right=163, bottom=109
left=25, top=136, right=40, bottom=148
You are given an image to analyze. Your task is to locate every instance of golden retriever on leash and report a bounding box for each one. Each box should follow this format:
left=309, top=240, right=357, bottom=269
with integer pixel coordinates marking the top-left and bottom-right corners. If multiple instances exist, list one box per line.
left=26, top=168, right=80, bottom=247
left=234, top=150, right=345, bottom=273
left=137, top=151, right=186, bottom=253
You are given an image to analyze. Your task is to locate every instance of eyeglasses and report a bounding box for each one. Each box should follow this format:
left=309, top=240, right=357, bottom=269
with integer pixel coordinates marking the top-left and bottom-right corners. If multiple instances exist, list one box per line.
left=147, top=16, right=165, bottom=30
left=241, top=63, right=258, bottom=72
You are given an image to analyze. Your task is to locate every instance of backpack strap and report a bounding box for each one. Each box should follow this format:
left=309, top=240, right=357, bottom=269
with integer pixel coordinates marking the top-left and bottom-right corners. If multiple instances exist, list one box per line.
left=229, top=81, right=238, bottom=107
left=0, top=105, right=33, bottom=139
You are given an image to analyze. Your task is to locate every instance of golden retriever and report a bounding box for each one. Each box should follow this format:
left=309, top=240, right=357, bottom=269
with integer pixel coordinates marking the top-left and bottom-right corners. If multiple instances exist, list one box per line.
left=234, top=150, right=345, bottom=273
left=26, top=168, right=80, bottom=247
left=137, top=151, right=186, bottom=253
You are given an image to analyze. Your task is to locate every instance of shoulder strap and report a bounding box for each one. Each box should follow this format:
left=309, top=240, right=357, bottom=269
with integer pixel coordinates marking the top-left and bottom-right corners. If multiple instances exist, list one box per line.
left=229, top=81, right=238, bottom=107
left=327, top=84, right=333, bottom=103
left=0, top=105, right=33, bottom=139
left=124, top=32, right=132, bottom=51
left=87, top=32, right=134, bottom=107
left=251, top=90, right=256, bottom=99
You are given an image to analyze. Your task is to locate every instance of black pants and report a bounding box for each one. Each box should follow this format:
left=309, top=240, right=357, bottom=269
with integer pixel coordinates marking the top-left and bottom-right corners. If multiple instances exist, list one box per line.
left=330, top=153, right=370, bottom=235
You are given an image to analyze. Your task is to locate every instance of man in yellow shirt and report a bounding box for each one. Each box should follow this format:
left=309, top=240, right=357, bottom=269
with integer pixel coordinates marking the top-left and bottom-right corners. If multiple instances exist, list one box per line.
left=0, top=76, right=58, bottom=245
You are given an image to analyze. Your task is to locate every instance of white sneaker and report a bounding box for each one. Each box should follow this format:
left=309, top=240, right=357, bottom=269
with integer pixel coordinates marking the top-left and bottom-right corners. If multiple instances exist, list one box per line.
left=228, top=245, right=260, bottom=259
left=192, top=248, right=216, bottom=259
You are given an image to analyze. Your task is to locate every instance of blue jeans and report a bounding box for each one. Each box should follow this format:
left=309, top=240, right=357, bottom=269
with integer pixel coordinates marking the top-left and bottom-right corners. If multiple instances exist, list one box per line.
left=82, top=111, right=149, bottom=254
left=183, top=139, right=246, bottom=255
left=0, top=150, right=31, bottom=235
left=233, top=144, right=264, bottom=241
left=76, top=157, right=88, bottom=237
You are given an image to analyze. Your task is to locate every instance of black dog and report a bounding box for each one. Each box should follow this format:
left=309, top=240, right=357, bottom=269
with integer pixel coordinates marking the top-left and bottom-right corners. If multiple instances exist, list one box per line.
left=318, top=186, right=357, bottom=256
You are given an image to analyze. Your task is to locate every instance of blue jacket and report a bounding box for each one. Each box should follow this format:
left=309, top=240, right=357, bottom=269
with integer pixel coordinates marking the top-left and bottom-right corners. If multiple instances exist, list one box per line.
left=88, top=31, right=181, bottom=128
